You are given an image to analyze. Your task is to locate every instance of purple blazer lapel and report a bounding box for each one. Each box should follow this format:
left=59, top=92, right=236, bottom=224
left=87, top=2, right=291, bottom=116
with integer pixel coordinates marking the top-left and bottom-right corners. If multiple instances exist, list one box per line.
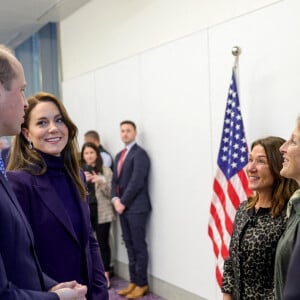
left=34, top=175, right=81, bottom=245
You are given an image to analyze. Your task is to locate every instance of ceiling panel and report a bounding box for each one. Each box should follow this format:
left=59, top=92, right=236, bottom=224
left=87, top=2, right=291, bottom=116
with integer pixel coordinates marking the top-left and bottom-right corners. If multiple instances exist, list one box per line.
left=0, top=0, right=90, bottom=48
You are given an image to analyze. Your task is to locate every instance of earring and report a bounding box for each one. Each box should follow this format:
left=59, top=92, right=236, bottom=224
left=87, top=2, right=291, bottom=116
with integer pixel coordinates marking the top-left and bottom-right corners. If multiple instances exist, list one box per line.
left=28, top=141, right=33, bottom=150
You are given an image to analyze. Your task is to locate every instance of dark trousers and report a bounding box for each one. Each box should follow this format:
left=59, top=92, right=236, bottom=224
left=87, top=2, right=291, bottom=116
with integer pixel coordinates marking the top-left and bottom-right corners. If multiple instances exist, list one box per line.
left=89, top=203, right=98, bottom=231
left=95, top=222, right=111, bottom=272
left=119, top=212, right=149, bottom=286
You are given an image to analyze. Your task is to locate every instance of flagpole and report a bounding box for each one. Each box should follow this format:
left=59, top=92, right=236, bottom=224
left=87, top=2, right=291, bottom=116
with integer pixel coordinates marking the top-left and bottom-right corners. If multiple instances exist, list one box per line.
left=232, top=45, right=242, bottom=92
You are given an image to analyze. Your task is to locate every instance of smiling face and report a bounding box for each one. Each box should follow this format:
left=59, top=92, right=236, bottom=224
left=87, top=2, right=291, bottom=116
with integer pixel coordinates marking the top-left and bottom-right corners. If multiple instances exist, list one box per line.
left=280, top=127, right=300, bottom=185
left=246, top=144, right=274, bottom=194
left=0, top=57, right=27, bottom=136
left=22, top=101, right=69, bottom=156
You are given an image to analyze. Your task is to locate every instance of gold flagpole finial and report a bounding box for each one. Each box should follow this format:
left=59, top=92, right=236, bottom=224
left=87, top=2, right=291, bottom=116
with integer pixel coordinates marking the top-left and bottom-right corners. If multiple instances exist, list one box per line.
left=232, top=46, right=241, bottom=70
left=232, top=46, right=242, bottom=57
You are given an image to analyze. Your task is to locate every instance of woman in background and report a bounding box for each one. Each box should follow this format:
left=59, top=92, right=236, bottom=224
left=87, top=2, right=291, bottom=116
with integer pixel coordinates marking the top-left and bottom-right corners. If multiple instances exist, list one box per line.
left=222, top=136, right=298, bottom=299
left=7, top=92, right=108, bottom=300
left=81, top=142, right=115, bottom=288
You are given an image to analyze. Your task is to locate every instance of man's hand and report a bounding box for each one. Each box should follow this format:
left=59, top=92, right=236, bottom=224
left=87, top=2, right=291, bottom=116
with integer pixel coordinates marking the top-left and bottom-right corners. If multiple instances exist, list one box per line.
left=113, top=197, right=126, bottom=214
left=50, top=281, right=87, bottom=300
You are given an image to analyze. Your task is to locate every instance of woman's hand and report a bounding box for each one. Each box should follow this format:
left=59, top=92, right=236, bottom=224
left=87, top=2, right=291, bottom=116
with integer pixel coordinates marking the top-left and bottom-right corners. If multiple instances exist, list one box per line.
left=84, top=171, right=106, bottom=185
left=50, top=281, right=87, bottom=300
left=84, top=171, right=93, bottom=182
left=223, top=293, right=232, bottom=300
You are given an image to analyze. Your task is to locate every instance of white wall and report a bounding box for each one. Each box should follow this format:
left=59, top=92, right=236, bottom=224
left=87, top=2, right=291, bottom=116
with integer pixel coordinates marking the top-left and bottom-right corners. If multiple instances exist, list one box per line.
left=59, top=0, right=300, bottom=299
left=60, top=0, right=279, bottom=81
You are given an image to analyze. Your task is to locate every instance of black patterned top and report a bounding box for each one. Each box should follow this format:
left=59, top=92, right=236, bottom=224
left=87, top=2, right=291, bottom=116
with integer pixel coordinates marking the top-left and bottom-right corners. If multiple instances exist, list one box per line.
left=222, top=200, right=287, bottom=299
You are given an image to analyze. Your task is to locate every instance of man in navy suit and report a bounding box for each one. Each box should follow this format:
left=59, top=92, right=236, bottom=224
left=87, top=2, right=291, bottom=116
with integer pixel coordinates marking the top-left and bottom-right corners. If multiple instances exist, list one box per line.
left=0, top=44, right=87, bottom=299
left=112, top=120, right=151, bottom=299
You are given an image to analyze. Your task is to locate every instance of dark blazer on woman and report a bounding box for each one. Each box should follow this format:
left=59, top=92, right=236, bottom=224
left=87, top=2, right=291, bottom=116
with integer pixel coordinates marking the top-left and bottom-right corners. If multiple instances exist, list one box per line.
left=7, top=170, right=108, bottom=300
left=0, top=173, right=58, bottom=299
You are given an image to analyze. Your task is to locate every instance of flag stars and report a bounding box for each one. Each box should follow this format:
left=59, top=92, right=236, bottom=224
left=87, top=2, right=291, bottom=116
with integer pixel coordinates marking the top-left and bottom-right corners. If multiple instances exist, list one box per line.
left=231, top=162, right=237, bottom=168
left=232, top=153, right=238, bottom=159
left=222, top=146, right=228, bottom=152
left=217, top=72, right=248, bottom=179
left=221, top=155, right=227, bottom=161
left=240, top=156, right=246, bottom=163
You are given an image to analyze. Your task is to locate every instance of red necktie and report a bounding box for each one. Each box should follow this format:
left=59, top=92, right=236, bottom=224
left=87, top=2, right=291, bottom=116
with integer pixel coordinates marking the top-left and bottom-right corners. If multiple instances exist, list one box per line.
left=117, top=148, right=127, bottom=176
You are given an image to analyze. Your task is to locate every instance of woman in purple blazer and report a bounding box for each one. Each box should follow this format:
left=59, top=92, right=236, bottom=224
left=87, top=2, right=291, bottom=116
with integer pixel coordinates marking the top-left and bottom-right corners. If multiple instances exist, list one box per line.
left=7, top=92, right=108, bottom=300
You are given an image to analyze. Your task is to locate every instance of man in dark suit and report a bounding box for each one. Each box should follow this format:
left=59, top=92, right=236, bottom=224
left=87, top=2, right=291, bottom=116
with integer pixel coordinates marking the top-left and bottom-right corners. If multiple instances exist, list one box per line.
left=112, top=120, right=151, bottom=299
left=0, top=44, right=87, bottom=299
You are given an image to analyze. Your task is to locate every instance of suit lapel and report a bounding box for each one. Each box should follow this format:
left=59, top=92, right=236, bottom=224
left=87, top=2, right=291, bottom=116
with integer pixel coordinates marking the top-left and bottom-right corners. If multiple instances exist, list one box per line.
left=34, top=175, right=80, bottom=245
left=118, top=144, right=137, bottom=177
left=0, top=174, right=35, bottom=241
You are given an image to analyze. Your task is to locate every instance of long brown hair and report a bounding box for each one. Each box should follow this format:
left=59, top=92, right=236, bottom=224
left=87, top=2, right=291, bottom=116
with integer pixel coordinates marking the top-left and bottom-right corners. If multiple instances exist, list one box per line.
left=247, top=136, right=298, bottom=217
left=7, top=92, right=86, bottom=199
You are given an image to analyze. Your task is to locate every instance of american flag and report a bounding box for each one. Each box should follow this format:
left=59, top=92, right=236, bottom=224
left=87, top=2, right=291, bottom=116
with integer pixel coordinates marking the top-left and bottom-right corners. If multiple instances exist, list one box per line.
left=208, top=69, right=252, bottom=287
